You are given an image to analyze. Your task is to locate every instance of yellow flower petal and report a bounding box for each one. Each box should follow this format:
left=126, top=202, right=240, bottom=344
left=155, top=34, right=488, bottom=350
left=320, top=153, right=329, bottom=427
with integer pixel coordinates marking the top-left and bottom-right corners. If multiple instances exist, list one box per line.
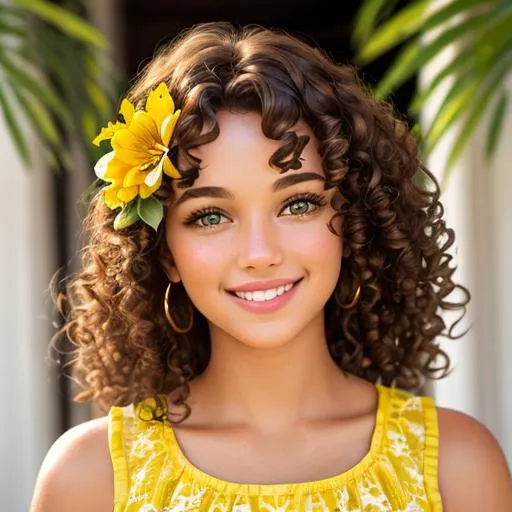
left=92, top=127, right=112, bottom=147
left=127, top=111, right=161, bottom=146
left=94, top=83, right=181, bottom=216
left=103, top=182, right=124, bottom=209
left=161, top=109, right=181, bottom=146
left=111, top=120, right=151, bottom=153
left=117, top=185, right=138, bottom=203
left=145, top=83, right=174, bottom=129
left=163, top=155, right=180, bottom=179
left=112, top=113, right=161, bottom=166
left=140, top=174, right=162, bottom=199
left=92, top=121, right=125, bottom=146
left=119, top=98, right=135, bottom=124
left=103, top=157, right=132, bottom=180
left=123, top=166, right=147, bottom=187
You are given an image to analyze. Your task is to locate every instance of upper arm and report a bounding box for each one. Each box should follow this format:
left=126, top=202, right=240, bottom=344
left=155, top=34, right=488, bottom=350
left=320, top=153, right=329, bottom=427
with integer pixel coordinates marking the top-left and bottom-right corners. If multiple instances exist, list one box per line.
left=30, top=416, right=114, bottom=512
left=437, top=407, right=512, bottom=512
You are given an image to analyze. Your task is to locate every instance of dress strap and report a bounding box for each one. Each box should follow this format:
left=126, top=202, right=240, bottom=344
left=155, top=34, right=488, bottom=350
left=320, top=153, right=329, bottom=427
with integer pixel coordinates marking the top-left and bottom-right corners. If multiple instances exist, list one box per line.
left=379, top=386, right=442, bottom=511
left=422, top=394, right=443, bottom=510
left=108, top=405, right=131, bottom=511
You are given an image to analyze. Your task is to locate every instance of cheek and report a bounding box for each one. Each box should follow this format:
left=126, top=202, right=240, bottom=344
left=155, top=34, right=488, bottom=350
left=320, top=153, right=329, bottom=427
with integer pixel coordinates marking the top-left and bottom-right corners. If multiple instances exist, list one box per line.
left=166, top=227, right=227, bottom=286
left=292, top=220, right=342, bottom=272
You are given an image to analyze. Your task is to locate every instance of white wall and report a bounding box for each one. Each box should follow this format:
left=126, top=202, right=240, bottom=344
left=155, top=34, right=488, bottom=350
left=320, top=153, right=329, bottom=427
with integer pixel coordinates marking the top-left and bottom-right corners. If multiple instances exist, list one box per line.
left=487, top=76, right=512, bottom=460
left=0, top=2, right=124, bottom=510
left=0, top=122, right=58, bottom=509
left=422, top=49, right=512, bottom=462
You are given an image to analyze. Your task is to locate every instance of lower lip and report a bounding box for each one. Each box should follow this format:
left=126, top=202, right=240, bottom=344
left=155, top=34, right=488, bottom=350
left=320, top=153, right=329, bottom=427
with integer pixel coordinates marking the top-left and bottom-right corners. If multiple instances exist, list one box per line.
left=227, top=281, right=301, bottom=314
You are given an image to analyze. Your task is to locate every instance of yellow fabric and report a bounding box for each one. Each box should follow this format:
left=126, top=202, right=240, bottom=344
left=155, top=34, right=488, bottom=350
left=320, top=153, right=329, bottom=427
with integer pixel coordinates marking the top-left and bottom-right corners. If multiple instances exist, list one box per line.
left=108, top=384, right=442, bottom=511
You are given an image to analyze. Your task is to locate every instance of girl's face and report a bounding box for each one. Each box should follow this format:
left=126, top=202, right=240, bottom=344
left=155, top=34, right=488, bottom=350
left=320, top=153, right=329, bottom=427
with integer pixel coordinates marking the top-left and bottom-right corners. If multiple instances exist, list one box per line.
left=164, top=110, right=342, bottom=349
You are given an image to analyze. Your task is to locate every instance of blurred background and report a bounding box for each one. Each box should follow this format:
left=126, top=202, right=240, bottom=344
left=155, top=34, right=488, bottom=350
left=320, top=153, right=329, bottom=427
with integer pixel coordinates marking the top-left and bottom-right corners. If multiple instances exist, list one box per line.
left=1, top=0, right=511, bottom=509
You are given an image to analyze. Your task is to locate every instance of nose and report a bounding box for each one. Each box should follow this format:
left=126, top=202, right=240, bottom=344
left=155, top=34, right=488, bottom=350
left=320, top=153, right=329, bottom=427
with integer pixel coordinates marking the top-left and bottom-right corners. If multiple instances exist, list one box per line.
left=236, top=216, right=284, bottom=271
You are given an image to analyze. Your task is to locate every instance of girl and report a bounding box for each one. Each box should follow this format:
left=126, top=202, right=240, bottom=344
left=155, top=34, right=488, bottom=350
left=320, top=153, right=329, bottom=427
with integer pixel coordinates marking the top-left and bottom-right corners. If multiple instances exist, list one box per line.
left=30, top=22, right=511, bottom=512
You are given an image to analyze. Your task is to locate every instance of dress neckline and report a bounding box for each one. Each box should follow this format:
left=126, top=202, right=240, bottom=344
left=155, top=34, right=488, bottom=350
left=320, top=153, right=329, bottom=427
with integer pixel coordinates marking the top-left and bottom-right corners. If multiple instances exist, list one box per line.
left=139, top=383, right=388, bottom=495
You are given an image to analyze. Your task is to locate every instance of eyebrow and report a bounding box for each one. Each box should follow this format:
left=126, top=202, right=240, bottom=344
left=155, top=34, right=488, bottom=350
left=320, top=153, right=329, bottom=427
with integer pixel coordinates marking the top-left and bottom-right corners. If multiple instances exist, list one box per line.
left=173, top=172, right=325, bottom=207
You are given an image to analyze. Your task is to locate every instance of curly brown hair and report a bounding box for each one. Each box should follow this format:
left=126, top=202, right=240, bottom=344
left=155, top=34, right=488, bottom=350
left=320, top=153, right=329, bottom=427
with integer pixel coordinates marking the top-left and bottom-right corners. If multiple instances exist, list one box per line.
left=53, top=21, right=469, bottom=414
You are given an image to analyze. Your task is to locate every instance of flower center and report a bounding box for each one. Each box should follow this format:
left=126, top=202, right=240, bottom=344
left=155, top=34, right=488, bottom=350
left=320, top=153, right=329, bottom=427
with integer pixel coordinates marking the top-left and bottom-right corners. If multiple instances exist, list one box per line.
left=154, top=142, right=169, bottom=153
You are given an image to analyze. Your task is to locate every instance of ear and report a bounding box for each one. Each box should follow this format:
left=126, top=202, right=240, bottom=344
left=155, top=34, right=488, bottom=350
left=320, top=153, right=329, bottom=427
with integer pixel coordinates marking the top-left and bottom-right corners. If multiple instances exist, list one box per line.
left=158, top=235, right=182, bottom=283
left=161, top=257, right=181, bottom=283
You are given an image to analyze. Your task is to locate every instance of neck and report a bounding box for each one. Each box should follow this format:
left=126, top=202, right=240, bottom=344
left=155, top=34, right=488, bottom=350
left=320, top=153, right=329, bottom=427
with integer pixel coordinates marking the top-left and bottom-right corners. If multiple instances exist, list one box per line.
left=189, top=316, right=350, bottom=431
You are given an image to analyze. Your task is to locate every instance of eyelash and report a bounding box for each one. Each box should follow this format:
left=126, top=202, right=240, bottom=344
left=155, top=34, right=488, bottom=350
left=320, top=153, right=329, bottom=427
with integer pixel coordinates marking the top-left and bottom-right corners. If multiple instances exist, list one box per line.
left=183, top=192, right=327, bottom=229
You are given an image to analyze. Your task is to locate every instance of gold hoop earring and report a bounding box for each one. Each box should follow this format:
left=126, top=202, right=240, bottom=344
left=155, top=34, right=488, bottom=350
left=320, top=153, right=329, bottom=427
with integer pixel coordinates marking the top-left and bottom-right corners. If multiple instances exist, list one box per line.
left=164, top=283, right=193, bottom=333
left=340, top=285, right=361, bottom=309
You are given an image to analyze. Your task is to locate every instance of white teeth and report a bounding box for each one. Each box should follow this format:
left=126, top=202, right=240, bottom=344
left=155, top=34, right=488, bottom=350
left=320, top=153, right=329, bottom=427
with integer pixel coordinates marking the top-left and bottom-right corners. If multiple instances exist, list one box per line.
left=234, top=282, right=294, bottom=302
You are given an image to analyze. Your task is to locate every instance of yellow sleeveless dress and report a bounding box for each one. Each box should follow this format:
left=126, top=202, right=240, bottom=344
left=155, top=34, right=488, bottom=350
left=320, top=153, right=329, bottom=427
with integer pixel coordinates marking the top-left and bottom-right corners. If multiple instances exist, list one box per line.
left=108, top=384, right=442, bottom=511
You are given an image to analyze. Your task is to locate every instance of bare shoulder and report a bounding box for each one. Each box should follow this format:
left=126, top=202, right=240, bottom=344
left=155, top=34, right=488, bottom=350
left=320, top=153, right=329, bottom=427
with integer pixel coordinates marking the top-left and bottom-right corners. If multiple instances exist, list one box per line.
left=437, top=407, right=512, bottom=511
left=30, top=415, right=113, bottom=512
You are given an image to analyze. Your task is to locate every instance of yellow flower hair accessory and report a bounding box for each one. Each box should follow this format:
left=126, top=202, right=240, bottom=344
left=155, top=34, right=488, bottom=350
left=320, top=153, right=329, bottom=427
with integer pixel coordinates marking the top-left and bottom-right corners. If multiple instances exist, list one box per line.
left=92, top=83, right=181, bottom=231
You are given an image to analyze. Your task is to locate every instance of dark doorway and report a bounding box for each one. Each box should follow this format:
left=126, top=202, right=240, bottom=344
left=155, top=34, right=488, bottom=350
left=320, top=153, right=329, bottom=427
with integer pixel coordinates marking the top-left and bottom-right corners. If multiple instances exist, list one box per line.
left=123, top=1, right=415, bottom=118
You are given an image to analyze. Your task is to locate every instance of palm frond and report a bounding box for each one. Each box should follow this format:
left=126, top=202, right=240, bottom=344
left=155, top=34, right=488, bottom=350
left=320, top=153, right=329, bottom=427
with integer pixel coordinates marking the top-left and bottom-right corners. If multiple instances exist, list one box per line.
left=0, top=0, right=119, bottom=171
left=352, top=0, right=512, bottom=178
left=0, top=83, right=31, bottom=166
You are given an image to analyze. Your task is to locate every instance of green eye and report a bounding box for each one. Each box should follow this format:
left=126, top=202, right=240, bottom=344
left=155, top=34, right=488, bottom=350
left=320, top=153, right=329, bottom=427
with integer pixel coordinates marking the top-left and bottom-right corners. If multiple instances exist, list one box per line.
left=281, top=193, right=326, bottom=217
left=200, top=213, right=223, bottom=226
left=288, top=200, right=310, bottom=215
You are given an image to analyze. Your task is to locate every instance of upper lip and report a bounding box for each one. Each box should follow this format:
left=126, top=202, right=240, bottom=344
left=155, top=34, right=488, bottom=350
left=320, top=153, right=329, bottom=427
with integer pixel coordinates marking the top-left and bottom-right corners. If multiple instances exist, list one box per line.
left=226, top=278, right=301, bottom=293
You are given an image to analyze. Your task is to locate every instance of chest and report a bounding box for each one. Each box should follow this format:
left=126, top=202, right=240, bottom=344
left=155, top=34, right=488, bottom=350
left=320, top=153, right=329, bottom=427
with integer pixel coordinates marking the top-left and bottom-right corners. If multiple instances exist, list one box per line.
left=172, top=414, right=376, bottom=485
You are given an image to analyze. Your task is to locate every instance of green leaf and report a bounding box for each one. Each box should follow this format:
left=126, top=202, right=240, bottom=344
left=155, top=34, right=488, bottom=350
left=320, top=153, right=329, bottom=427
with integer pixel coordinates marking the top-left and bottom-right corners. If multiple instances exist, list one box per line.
left=12, top=0, right=107, bottom=48
left=410, top=47, right=476, bottom=114
left=423, top=74, right=480, bottom=153
left=410, top=122, right=423, bottom=145
left=411, top=11, right=512, bottom=113
left=357, top=0, right=430, bottom=63
left=0, top=17, right=26, bottom=38
left=0, top=49, right=71, bottom=128
left=376, top=13, right=489, bottom=99
left=485, top=93, right=508, bottom=161
left=443, top=51, right=512, bottom=180
left=374, top=40, right=420, bottom=99
left=114, top=200, right=140, bottom=230
left=420, top=0, right=493, bottom=34
left=352, top=0, right=390, bottom=47
left=137, top=196, right=164, bottom=232
left=376, top=0, right=512, bottom=98
left=0, top=5, right=25, bottom=17
left=11, top=87, right=61, bottom=147
left=356, top=0, right=494, bottom=64
left=0, top=84, right=31, bottom=167
left=85, top=78, right=111, bottom=119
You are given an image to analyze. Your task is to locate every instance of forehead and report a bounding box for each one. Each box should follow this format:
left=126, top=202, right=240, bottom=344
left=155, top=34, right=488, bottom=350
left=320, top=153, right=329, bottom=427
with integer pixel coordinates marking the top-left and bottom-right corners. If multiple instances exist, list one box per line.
left=178, top=110, right=323, bottom=189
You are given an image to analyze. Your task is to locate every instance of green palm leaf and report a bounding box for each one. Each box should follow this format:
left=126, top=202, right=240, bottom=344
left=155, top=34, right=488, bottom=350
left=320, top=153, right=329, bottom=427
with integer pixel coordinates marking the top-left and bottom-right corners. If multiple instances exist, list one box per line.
left=12, top=0, right=107, bottom=47
left=411, top=11, right=512, bottom=113
left=486, top=93, right=509, bottom=160
left=352, top=0, right=392, bottom=47
left=352, top=0, right=512, bottom=177
left=0, top=0, right=118, bottom=171
left=0, top=84, right=31, bottom=166
left=443, top=51, right=512, bottom=182
left=356, top=0, right=492, bottom=63
left=356, top=0, right=430, bottom=63
left=375, top=13, right=490, bottom=99
left=11, top=86, right=60, bottom=148
left=0, top=49, right=71, bottom=126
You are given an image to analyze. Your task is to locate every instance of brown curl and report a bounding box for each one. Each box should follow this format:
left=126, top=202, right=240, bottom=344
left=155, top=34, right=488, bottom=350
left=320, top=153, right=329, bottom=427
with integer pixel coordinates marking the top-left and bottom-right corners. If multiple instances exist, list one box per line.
left=51, top=22, right=470, bottom=416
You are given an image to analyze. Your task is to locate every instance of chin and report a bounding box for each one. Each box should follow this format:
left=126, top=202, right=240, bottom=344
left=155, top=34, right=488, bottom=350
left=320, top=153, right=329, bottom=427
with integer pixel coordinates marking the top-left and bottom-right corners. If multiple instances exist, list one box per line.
left=221, top=319, right=318, bottom=351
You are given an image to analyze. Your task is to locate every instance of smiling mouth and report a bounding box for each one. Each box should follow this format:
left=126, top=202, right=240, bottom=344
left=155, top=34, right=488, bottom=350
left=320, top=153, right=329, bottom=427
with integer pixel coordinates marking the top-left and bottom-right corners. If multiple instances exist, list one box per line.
left=227, top=279, right=302, bottom=302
